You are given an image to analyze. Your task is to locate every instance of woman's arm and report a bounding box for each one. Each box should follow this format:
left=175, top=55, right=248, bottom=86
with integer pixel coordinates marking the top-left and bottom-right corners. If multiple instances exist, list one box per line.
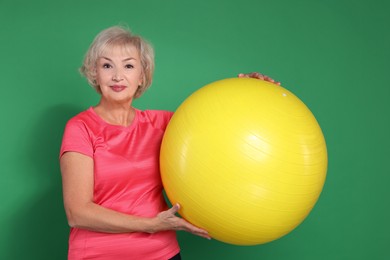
left=60, top=151, right=210, bottom=239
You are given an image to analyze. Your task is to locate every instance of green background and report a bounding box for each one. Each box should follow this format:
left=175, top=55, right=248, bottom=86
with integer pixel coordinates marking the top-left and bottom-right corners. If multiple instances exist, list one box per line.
left=1, top=0, right=389, bottom=259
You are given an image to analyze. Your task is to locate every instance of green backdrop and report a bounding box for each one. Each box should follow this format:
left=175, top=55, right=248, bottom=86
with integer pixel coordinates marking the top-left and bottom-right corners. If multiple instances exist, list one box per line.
left=1, top=0, right=389, bottom=259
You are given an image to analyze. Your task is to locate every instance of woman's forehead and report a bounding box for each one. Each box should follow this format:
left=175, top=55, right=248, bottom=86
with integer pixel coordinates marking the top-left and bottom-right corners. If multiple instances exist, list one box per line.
left=100, top=43, right=139, bottom=58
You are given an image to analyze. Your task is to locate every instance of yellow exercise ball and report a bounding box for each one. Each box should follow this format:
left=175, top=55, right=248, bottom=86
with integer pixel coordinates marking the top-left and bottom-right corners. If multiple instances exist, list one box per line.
left=160, top=78, right=327, bottom=245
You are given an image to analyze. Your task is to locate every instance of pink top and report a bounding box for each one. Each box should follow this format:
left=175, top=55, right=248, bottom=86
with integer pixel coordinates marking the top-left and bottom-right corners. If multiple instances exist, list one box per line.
left=60, top=107, right=179, bottom=260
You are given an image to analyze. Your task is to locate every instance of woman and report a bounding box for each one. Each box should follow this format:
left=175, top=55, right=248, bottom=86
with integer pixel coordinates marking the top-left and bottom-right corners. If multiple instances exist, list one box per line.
left=60, top=25, right=279, bottom=260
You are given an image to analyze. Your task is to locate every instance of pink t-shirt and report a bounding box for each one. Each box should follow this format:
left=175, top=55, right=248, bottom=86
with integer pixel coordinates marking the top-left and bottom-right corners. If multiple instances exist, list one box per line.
left=60, top=107, right=179, bottom=260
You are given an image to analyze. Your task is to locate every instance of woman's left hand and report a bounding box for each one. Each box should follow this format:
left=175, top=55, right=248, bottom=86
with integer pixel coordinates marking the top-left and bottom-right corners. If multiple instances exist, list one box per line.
left=238, top=72, right=281, bottom=85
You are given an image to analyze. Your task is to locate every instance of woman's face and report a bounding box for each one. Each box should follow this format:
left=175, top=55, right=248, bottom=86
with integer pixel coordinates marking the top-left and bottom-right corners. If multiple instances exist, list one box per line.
left=95, top=45, right=143, bottom=104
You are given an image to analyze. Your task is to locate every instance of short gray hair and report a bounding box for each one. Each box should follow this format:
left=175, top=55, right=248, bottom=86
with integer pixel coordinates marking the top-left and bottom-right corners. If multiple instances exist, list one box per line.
left=80, top=26, right=155, bottom=98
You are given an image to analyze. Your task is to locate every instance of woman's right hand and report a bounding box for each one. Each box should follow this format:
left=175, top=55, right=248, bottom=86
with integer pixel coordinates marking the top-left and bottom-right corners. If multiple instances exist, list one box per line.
left=61, top=151, right=210, bottom=238
left=153, top=204, right=211, bottom=240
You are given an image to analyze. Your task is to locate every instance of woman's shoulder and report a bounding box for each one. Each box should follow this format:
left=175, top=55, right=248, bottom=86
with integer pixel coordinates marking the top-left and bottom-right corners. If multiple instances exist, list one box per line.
left=67, top=107, right=91, bottom=120
left=137, top=109, right=174, bottom=129
left=141, top=109, right=174, bottom=117
left=65, top=107, right=101, bottom=130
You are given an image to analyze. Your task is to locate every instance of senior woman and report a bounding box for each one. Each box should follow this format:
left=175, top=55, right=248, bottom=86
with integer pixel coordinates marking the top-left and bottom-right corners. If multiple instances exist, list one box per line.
left=60, top=26, right=279, bottom=260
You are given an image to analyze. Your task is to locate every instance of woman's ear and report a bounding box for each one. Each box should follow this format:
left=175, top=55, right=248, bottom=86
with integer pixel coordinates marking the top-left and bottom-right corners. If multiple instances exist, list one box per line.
left=138, top=72, right=144, bottom=87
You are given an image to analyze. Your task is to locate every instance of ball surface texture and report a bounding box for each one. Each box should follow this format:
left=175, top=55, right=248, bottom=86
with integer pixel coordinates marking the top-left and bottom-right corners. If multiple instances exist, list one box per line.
left=160, top=78, right=327, bottom=245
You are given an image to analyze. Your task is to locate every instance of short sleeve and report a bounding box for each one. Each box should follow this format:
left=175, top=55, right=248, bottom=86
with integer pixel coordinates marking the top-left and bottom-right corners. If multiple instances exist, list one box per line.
left=59, top=119, right=94, bottom=159
left=143, top=110, right=174, bottom=130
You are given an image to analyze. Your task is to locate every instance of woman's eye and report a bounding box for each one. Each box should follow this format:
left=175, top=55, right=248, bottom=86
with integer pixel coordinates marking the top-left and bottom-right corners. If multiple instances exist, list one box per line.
left=125, top=64, right=134, bottom=69
left=103, top=63, right=112, bottom=68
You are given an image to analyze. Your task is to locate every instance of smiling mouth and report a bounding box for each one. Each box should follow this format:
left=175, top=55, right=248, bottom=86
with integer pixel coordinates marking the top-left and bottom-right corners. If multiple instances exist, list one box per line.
left=111, top=85, right=126, bottom=92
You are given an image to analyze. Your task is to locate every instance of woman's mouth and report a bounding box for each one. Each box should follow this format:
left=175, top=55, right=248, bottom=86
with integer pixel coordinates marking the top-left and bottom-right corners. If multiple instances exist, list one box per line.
left=111, top=85, right=126, bottom=92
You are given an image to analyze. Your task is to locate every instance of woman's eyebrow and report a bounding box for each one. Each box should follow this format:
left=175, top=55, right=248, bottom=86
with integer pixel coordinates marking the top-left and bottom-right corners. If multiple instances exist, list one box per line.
left=101, top=56, right=112, bottom=61
left=101, top=57, right=136, bottom=62
left=122, top=57, right=136, bottom=61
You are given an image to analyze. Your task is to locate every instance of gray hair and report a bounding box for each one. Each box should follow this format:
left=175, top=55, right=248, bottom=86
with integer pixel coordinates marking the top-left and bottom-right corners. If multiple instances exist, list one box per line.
left=80, top=26, right=155, bottom=98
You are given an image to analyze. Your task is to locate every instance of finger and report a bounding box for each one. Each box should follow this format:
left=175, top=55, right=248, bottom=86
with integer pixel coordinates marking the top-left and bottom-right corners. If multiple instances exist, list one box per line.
left=238, top=73, right=249, bottom=78
left=263, top=75, right=274, bottom=82
left=190, top=227, right=211, bottom=239
left=173, top=216, right=211, bottom=239
left=167, top=203, right=180, bottom=215
left=182, top=223, right=210, bottom=239
left=239, top=72, right=281, bottom=85
left=193, top=231, right=211, bottom=239
left=253, top=72, right=264, bottom=79
left=239, top=72, right=261, bottom=78
left=181, top=220, right=208, bottom=235
left=263, top=76, right=281, bottom=85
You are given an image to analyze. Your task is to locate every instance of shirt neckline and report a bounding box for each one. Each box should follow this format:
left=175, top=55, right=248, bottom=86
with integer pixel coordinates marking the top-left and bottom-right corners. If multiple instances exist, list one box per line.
left=88, top=106, right=139, bottom=131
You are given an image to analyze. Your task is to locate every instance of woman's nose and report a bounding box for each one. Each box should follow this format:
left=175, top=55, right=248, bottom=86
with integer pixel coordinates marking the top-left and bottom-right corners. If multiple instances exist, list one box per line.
left=112, top=70, right=123, bottom=81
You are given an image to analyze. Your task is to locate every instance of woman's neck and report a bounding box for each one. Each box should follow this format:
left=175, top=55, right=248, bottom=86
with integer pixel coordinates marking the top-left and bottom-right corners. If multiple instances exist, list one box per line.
left=94, top=100, right=135, bottom=127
